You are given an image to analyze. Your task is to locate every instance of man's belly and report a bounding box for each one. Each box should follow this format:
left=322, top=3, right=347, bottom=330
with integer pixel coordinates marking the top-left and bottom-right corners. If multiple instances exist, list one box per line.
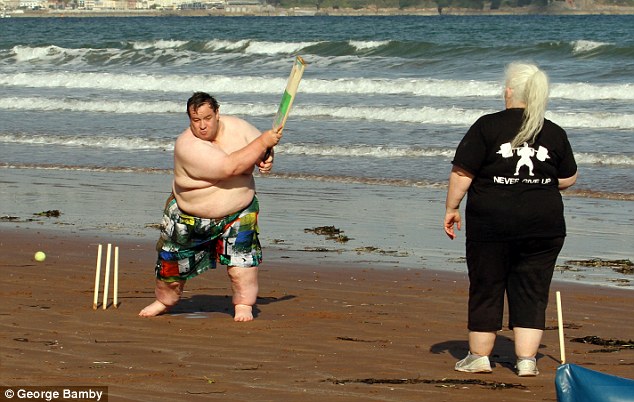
left=174, top=178, right=256, bottom=219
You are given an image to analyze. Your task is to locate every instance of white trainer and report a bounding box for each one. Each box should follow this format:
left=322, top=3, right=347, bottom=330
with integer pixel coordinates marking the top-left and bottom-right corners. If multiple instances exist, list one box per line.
left=455, top=352, right=492, bottom=373
left=516, top=358, right=539, bottom=377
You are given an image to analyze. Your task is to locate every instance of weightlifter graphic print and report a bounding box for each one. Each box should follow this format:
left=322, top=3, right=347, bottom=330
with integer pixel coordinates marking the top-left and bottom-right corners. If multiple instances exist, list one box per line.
left=497, top=142, right=550, bottom=178
left=492, top=142, right=554, bottom=185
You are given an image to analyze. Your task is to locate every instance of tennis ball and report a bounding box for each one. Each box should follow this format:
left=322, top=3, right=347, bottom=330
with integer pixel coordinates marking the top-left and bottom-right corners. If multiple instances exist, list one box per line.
left=34, top=251, right=46, bottom=262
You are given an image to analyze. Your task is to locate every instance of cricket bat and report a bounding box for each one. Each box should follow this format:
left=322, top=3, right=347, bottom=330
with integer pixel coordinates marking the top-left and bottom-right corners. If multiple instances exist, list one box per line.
left=265, top=56, right=306, bottom=159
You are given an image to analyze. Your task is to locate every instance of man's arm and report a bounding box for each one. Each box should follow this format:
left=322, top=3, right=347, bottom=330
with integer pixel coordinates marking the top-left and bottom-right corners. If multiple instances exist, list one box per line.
left=219, top=127, right=281, bottom=177
left=178, top=127, right=282, bottom=182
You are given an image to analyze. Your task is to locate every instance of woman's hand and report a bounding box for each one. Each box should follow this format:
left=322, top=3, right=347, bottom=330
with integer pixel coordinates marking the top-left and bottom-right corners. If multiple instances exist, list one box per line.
left=444, top=208, right=461, bottom=240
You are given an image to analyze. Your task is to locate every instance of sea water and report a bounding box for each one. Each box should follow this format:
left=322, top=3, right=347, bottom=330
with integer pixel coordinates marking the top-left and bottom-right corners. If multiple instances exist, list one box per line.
left=1, top=15, right=632, bottom=195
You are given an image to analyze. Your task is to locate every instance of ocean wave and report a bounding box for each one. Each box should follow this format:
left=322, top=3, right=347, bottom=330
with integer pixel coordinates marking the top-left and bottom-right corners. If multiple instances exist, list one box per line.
left=277, top=145, right=633, bottom=167
left=202, top=39, right=250, bottom=52
left=1, top=95, right=632, bottom=130
left=276, top=145, right=634, bottom=167
left=1, top=134, right=631, bottom=167
left=0, top=96, right=283, bottom=118
left=349, top=40, right=391, bottom=51
left=4, top=37, right=630, bottom=60
left=297, top=104, right=494, bottom=126
left=0, top=162, right=170, bottom=175
left=570, top=40, right=612, bottom=55
left=0, top=97, right=184, bottom=115
left=0, top=133, right=175, bottom=150
left=4, top=43, right=220, bottom=68
left=545, top=110, right=634, bottom=130
left=280, top=144, right=455, bottom=158
left=2, top=70, right=632, bottom=102
left=3, top=40, right=318, bottom=66
left=9, top=45, right=71, bottom=62
left=551, top=82, right=634, bottom=101
left=130, top=39, right=189, bottom=51
left=6, top=45, right=116, bottom=70
left=574, top=152, right=634, bottom=166
left=243, top=40, right=318, bottom=55
left=0, top=72, right=288, bottom=94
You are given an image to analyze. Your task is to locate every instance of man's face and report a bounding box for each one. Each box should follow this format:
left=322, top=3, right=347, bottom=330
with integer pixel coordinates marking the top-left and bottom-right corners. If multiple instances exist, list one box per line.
left=188, top=103, right=219, bottom=141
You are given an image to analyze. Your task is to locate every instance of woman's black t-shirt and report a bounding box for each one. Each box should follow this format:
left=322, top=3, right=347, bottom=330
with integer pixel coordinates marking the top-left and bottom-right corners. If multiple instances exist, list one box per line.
left=452, top=108, right=577, bottom=241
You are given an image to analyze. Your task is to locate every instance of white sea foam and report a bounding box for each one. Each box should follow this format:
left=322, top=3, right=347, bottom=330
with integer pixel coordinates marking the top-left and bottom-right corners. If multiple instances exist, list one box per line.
left=287, top=104, right=490, bottom=125
left=2, top=96, right=632, bottom=130
left=2, top=133, right=631, bottom=167
left=204, top=39, right=250, bottom=51
left=571, top=40, right=610, bottom=54
left=0, top=72, right=287, bottom=94
left=551, top=82, right=633, bottom=101
left=574, top=152, right=634, bottom=166
left=0, top=133, right=174, bottom=150
left=3, top=71, right=632, bottom=102
left=279, top=143, right=455, bottom=158
left=131, top=40, right=188, bottom=50
left=11, top=45, right=61, bottom=62
left=0, top=97, right=183, bottom=114
left=243, top=40, right=318, bottom=55
left=546, top=110, right=634, bottom=130
left=349, top=40, right=390, bottom=50
left=10, top=44, right=119, bottom=65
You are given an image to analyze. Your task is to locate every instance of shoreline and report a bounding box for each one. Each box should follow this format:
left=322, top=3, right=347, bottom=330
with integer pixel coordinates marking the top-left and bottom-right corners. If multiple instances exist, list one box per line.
left=1, top=227, right=633, bottom=401
left=5, top=4, right=634, bottom=18
left=1, top=167, right=632, bottom=290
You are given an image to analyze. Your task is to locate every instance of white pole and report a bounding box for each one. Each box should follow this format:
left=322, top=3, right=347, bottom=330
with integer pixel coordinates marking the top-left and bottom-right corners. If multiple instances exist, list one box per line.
left=113, top=246, right=119, bottom=308
left=102, top=243, right=112, bottom=310
left=556, top=291, right=566, bottom=364
left=92, top=244, right=102, bottom=310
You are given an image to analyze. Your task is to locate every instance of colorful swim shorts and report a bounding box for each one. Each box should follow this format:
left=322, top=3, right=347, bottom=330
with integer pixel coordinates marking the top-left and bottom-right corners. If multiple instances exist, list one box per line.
left=155, top=195, right=262, bottom=282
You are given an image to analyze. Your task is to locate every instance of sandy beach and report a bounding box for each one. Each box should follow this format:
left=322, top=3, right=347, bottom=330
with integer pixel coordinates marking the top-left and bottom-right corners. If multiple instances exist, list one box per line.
left=2, top=9, right=634, bottom=400
left=1, top=169, right=633, bottom=401
left=1, top=228, right=633, bottom=401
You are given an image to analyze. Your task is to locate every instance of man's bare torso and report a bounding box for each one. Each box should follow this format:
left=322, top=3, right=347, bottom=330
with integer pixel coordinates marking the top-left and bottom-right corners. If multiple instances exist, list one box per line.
left=172, top=115, right=260, bottom=219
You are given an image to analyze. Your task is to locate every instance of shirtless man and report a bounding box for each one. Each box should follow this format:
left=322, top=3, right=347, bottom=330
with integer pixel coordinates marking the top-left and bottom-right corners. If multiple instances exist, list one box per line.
left=139, top=92, right=282, bottom=321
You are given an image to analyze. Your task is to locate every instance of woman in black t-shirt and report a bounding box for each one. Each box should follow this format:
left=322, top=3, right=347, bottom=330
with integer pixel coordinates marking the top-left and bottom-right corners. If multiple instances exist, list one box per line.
left=444, top=62, right=578, bottom=377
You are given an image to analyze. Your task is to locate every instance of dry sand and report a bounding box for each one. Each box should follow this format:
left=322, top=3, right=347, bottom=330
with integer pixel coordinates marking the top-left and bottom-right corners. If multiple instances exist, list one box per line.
left=1, top=227, right=633, bottom=401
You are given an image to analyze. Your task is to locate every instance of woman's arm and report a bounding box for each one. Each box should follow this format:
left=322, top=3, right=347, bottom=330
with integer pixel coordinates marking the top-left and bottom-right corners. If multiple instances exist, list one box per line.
left=444, top=165, right=474, bottom=240
left=558, top=172, right=578, bottom=190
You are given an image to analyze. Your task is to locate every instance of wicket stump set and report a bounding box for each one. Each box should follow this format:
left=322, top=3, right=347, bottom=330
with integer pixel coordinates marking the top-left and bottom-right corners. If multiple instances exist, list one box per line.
left=93, top=243, right=119, bottom=310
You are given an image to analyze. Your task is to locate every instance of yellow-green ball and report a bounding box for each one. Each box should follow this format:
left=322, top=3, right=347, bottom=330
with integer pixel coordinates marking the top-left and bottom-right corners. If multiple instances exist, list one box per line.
left=34, top=251, right=46, bottom=262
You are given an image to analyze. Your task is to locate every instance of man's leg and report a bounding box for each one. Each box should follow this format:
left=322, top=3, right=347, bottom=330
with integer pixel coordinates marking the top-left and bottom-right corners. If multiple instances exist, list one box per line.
left=227, top=266, right=258, bottom=322
left=139, top=279, right=185, bottom=317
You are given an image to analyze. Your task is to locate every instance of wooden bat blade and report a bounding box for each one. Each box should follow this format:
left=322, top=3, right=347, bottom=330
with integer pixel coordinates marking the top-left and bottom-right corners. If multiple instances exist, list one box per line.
left=273, top=55, right=306, bottom=131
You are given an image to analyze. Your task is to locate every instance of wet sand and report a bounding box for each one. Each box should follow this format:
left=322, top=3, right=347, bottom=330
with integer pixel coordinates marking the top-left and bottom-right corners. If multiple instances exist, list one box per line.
left=2, top=168, right=633, bottom=288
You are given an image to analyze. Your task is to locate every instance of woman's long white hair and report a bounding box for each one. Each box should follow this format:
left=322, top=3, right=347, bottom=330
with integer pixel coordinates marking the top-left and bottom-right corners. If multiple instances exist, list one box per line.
left=505, top=62, right=550, bottom=147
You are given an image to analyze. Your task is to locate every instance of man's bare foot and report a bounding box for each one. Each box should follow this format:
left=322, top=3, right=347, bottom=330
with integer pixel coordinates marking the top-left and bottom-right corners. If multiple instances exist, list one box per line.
left=234, top=304, right=253, bottom=322
left=139, top=300, right=169, bottom=317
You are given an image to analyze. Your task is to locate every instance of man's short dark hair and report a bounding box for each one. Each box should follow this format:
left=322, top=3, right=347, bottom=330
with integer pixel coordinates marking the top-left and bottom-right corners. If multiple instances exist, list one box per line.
left=187, top=92, right=219, bottom=116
